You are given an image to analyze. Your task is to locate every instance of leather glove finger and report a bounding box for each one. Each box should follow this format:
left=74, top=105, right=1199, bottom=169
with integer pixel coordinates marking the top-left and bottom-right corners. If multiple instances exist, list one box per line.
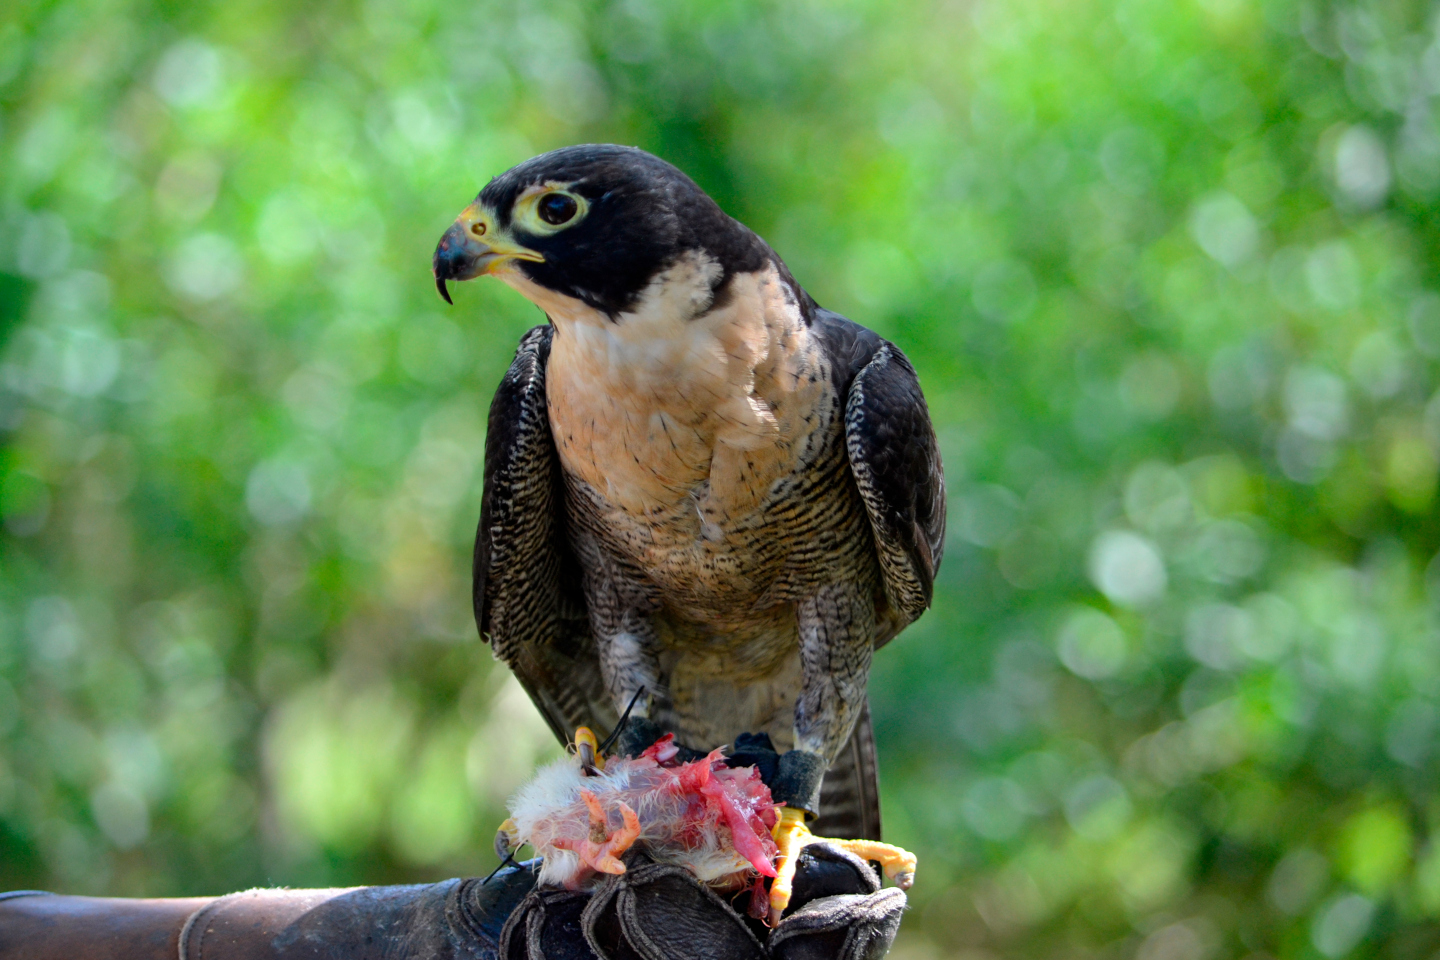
left=767, top=888, right=907, bottom=960
left=500, top=887, right=600, bottom=960
left=581, top=859, right=764, bottom=960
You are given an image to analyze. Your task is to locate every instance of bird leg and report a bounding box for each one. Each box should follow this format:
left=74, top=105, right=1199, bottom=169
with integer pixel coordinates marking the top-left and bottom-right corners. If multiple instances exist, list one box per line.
left=794, top=584, right=875, bottom=766
left=553, top=789, right=641, bottom=876
left=595, top=621, right=669, bottom=757
left=762, top=583, right=916, bottom=920
left=584, top=567, right=664, bottom=726
left=768, top=807, right=916, bottom=922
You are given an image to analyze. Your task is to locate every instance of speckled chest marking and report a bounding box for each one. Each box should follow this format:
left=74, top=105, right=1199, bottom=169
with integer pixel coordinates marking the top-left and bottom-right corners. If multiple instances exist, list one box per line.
left=501, top=256, right=838, bottom=601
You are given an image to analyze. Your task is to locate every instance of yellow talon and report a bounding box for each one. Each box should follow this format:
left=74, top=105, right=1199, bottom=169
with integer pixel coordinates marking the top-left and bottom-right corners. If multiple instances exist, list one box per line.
left=574, top=726, right=604, bottom=774
left=768, top=806, right=917, bottom=923
left=492, top=817, right=523, bottom=870
left=768, top=807, right=810, bottom=921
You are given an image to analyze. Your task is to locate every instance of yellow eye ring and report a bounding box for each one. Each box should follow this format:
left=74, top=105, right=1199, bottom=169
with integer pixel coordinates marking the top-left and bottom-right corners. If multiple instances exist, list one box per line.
left=513, top=185, right=588, bottom=236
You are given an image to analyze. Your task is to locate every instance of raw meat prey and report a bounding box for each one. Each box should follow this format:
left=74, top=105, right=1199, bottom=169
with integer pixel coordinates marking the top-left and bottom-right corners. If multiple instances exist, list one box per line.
left=507, top=735, right=780, bottom=893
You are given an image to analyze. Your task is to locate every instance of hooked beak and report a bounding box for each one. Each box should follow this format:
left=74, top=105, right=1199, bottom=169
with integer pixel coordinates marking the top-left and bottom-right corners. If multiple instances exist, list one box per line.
left=432, top=204, right=544, bottom=304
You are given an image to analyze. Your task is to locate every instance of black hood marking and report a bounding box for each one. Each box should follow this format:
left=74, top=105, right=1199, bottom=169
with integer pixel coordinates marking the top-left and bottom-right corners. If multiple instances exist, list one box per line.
left=474, top=145, right=781, bottom=319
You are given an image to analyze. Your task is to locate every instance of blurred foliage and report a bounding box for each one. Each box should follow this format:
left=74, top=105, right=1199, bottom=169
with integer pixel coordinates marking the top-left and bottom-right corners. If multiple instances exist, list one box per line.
left=3, top=0, right=1440, bottom=957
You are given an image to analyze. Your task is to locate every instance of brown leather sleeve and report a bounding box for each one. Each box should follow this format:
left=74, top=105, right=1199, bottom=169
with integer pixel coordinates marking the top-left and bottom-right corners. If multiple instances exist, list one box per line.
left=0, top=870, right=532, bottom=960
left=0, top=889, right=215, bottom=960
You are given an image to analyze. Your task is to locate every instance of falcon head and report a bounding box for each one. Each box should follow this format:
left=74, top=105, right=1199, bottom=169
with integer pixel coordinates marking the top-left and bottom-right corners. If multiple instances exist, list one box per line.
left=432, top=144, right=771, bottom=318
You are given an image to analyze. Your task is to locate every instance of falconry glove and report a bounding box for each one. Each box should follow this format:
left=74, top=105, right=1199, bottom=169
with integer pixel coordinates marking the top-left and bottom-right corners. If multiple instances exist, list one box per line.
left=500, top=843, right=907, bottom=960
left=0, top=845, right=904, bottom=960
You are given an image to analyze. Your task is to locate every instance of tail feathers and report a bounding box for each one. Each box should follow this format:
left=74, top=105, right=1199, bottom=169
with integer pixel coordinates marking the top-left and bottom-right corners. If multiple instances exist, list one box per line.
left=811, top=700, right=882, bottom=841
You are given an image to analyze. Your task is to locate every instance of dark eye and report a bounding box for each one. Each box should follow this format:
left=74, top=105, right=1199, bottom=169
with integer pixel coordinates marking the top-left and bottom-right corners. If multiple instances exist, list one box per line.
left=537, top=193, right=578, bottom=225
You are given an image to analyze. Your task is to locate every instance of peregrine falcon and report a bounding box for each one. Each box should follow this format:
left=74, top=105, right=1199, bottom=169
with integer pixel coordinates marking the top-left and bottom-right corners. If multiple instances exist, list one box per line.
left=433, top=145, right=945, bottom=917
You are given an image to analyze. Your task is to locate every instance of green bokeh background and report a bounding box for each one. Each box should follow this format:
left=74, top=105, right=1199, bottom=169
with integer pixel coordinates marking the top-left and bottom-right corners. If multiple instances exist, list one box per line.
left=4, top=0, right=1440, bottom=956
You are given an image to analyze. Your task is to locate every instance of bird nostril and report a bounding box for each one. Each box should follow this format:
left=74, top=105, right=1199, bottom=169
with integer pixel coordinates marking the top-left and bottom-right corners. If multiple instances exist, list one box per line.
left=471, top=222, right=487, bottom=237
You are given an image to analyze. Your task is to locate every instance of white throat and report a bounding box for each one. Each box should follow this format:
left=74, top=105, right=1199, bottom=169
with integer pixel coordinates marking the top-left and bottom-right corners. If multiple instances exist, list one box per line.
left=499, top=251, right=733, bottom=384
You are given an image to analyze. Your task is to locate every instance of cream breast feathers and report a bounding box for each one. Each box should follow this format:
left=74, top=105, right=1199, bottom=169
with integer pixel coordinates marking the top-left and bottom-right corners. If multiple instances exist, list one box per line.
left=507, top=254, right=827, bottom=517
